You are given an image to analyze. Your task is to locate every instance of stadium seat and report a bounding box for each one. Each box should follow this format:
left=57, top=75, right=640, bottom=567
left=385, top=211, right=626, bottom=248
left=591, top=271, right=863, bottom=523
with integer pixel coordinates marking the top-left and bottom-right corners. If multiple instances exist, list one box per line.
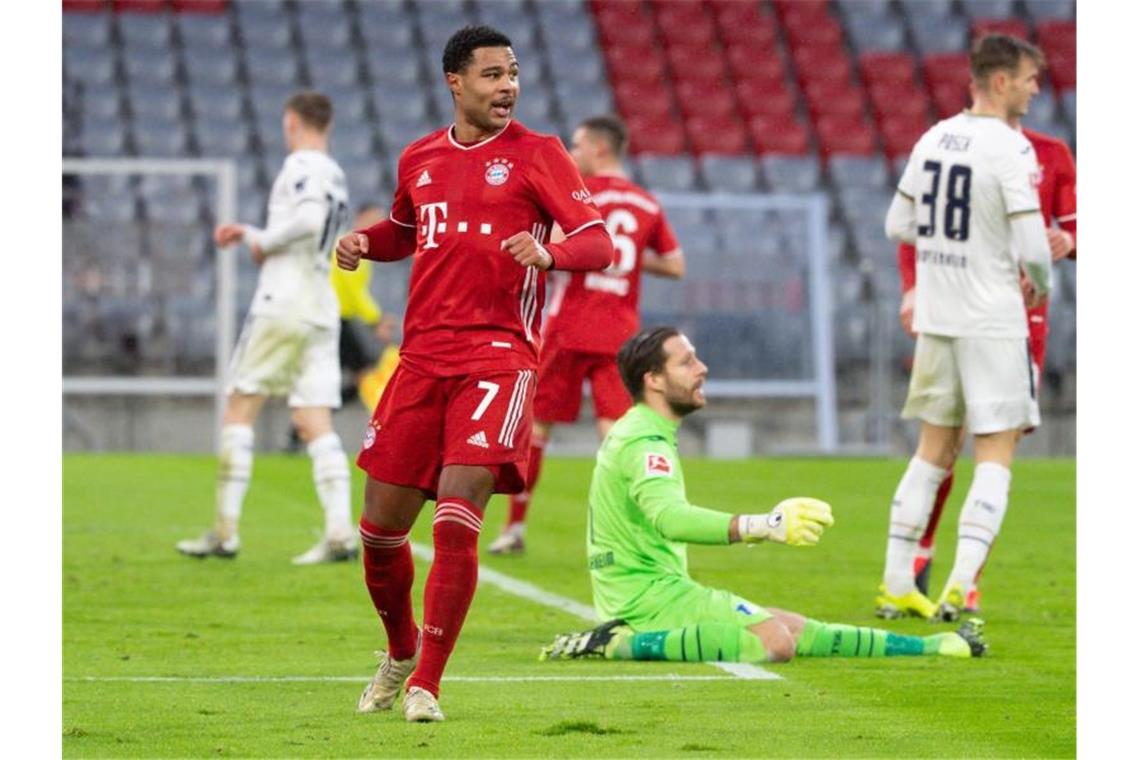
left=1044, top=48, right=1076, bottom=90
left=306, top=55, right=361, bottom=90
left=1024, top=0, right=1074, bottom=22
left=749, top=116, right=811, bottom=156
left=123, top=49, right=178, bottom=86
left=604, top=44, right=664, bottom=87
left=790, top=45, right=853, bottom=86
left=80, top=86, right=124, bottom=122
left=614, top=82, right=674, bottom=121
left=735, top=82, right=796, bottom=121
left=922, top=53, right=971, bottom=89
left=363, top=49, right=423, bottom=86
left=867, top=81, right=929, bottom=123
left=298, top=19, right=353, bottom=50
left=674, top=82, right=736, bottom=121
left=959, top=0, right=1015, bottom=18
left=514, top=88, right=555, bottom=124
left=1025, top=94, right=1058, bottom=128
left=554, top=80, right=613, bottom=121
left=1060, top=88, right=1076, bottom=123
left=759, top=154, right=820, bottom=192
left=194, top=120, right=248, bottom=157
left=238, top=17, right=293, bottom=50
left=80, top=120, right=129, bottom=156
left=698, top=155, right=757, bottom=193
left=828, top=155, right=890, bottom=189
left=835, top=0, right=894, bottom=20
left=637, top=155, right=697, bottom=192
left=295, top=0, right=347, bottom=26
left=128, top=87, right=184, bottom=123
left=63, top=48, right=116, bottom=86
left=558, top=54, right=607, bottom=86
left=717, top=17, right=777, bottom=50
left=844, top=14, right=907, bottom=53
left=665, top=44, right=729, bottom=84
left=133, top=123, right=190, bottom=157
left=816, top=115, right=876, bottom=157
left=246, top=48, right=301, bottom=87
left=859, top=52, right=917, bottom=88
left=184, top=49, right=239, bottom=87
left=971, top=18, right=1029, bottom=41
left=188, top=83, right=242, bottom=122
left=929, top=81, right=970, bottom=119
left=118, top=13, right=174, bottom=51
left=658, top=16, right=718, bottom=50
left=623, top=114, right=685, bottom=155
left=898, top=0, right=954, bottom=18
left=1036, top=19, right=1077, bottom=50
left=360, top=20, right=416, bottom=49
left=724, top=47, right=787, bottom=85
left=909, top=15, right=968, bottom=54
left=175, top=13, right=232, bottom=49
left=64, top=12, right=113, bottom=49
left=783, top=16, right=845, bottom=49
left=372, top=86, right=431, bottom=124
left=686, top=115, right=748, bottom=155
left=879, top=114, right=929, bottom=159
left=803, top=81, right=866, bottom=122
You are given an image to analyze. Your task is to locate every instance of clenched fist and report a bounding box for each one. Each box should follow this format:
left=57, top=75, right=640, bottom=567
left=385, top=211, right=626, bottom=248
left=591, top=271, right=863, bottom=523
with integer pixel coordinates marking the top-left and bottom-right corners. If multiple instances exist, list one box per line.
left=502, top=231, right=553, bottom=270
left=336, top=232, right=369, bottom=271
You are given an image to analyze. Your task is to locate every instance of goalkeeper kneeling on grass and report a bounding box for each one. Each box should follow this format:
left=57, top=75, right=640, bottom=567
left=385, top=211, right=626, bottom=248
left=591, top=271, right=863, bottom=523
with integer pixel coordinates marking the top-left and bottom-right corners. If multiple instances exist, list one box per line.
left=542, top=326, right=985, bottom=664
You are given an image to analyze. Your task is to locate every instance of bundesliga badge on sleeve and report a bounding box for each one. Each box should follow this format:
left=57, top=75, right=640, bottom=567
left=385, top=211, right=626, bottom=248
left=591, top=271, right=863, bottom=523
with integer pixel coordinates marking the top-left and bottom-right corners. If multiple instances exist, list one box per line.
left=645, top=453, right=673, bottom=477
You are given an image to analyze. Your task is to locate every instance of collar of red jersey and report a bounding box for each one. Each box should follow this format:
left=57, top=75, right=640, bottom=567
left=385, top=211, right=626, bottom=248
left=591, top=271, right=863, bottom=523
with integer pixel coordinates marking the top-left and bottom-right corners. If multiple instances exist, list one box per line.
left=446, top=121, right=513, bottom=151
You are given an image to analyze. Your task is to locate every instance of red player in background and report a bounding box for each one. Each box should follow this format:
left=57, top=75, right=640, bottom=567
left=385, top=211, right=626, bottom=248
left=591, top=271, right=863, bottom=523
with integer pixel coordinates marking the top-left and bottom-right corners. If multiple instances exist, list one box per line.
left=335, top=26, right=612, bottom=722
left=897, top=122, right=1076, bottom=611
left=487, top=114, right=686, bottom=556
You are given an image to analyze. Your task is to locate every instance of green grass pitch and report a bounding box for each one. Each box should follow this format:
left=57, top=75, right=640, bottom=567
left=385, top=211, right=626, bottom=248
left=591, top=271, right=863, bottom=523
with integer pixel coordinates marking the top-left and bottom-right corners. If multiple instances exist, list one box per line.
left=63, top=454, right=1074, bottom=757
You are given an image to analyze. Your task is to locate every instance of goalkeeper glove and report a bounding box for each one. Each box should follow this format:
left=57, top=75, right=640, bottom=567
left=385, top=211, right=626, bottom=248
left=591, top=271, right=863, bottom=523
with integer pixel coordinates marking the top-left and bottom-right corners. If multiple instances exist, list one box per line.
left=739, top=497, right=834, bottom=546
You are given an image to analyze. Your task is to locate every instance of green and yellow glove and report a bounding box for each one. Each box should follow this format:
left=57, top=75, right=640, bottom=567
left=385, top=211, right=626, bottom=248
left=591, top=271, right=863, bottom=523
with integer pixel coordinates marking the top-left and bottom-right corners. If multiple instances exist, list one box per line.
left=740, top=497, right=834, bottom=546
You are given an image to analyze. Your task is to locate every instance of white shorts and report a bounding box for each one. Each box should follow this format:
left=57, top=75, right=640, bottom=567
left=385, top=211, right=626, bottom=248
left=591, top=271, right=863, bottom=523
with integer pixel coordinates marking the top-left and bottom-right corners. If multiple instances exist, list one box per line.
left=226, top=315, right=341, bottom=408
left=902, top=333, right=1039, bottom=434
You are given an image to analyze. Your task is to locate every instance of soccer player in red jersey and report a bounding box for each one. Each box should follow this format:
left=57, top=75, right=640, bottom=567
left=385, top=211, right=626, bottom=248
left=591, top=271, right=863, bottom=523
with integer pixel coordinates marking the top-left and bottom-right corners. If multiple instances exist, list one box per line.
left=487, top=115, right=686, bottom=556
left=896, top=113, right=1076, bottom=613
left=335, top=26, right=613, bottom=722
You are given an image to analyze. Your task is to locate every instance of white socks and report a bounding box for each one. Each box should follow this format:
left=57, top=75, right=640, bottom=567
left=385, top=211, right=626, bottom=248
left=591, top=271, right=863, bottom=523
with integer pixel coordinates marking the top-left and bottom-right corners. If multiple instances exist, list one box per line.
left=216, top=424, right=254, bottom=539
left=883, top=457, right=947, bottom=596
left=947, top=462, right=1011, bottom=590
left=308, top=432, right=353, bottom=542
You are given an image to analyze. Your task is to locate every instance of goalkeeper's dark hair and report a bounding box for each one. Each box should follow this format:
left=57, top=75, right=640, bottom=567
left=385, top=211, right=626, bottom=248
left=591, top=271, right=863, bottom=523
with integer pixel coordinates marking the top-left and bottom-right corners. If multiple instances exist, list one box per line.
left=969, top=33, right=1045, bottom=84
left=285, top=90, right=333, bottom=131
left=579, top=114, right=629, bottom=159
left=442, top=25, right=513, bottom=74
left=618, top=326, right=681, bottom=401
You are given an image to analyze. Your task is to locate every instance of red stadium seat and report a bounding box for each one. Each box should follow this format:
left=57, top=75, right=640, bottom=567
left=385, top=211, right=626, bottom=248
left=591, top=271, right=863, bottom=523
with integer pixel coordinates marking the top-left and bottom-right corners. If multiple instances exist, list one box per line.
left=735, top=81, right=797, bottom=120
left=113, top=0, right=168, bottom=10
left=859, top=52, right=917, bottom=88
left=686, top=115, right=749, bottom=155
left=604, top=44, right=665, bottom=86
left=816, top=115, right=877, bottom=157
left=626, top=114, right=687, bottom=155
left=1046, top=48, right=1076, bottom=89
left=593, top=0, right=651, bottom=27
left=63, top=0, right=104, bottom=10
left=867, top=81, right=929, bottom=123
left=172, top=0, right=228, bottom=11
left=783, top=18, right=845, bottom=49
left=596, top=16, right=657, bottom=48
left=655, top=2, right=714, bottom=33
left=803, top=80, right=866, bottom=122
left=658, top=19, right=718, bottom=48
left=880, top=115, right=931, bottom=160
left=774, top=0, right=832, bottom=26
left=929, top=81, right=970, bottom=119
left=725, top=47, right=786, bottom=84
left=1036, top=20, right=1076, bottom=52
left=749, top=114, right=811, bottom=155
left=675, top=81, right=737, bottom=120
left=971, top=18, right=1030, bottom=41
left=791, top=45, right=853, bottom=85
left=922, top=53, right=971, bottom=89
left=665, top=44, right=729, bottom=83
left=613, top=82, right=674, bottom=121
left=718, top=19, right=777, bottom=49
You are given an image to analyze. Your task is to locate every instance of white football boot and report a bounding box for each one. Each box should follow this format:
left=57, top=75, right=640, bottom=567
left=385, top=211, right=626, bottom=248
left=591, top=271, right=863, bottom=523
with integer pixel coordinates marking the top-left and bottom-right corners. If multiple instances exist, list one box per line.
left=403, top=686, right=445, bottom=722
left=292, top=535, right=359, bottom=566
left=357, top=647, right=418, bottom=713
left=176, top=530, right=239, bottom=559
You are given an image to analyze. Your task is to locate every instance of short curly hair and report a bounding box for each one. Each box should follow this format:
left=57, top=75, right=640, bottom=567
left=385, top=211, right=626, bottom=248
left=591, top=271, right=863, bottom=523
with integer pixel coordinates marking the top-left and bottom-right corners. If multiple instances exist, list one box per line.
left=442, top=25, right=513, bottom=74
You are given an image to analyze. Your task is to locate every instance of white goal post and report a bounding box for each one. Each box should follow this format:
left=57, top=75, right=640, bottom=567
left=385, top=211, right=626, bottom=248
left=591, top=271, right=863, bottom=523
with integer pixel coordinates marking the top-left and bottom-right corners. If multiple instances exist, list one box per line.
left=61, top=158, right=238, bottom=450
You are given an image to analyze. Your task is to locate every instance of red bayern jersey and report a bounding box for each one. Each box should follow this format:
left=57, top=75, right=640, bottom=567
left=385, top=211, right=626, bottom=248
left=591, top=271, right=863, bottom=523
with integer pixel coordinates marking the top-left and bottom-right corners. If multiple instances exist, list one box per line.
left=898, top=125, right=1077, bottom=293
left=388, top=120, right=604, bottom=376
left=543, top=173, right=681, bottom=354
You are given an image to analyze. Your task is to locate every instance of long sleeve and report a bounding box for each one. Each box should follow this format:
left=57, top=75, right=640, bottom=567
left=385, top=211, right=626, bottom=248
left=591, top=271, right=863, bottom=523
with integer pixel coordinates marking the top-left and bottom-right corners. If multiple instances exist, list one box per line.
left=243, top=200, right=324, bottom=254
left=1011, top=212, right=1052, bottom=296
left=885, top=191, right=917, bottom=244
left=1053, top=142, right=1077, bottom=259
left=625, top=438, right=732, bottom=545
left=358, top=218, right=418, bottom=263
left=897, top=242, right=917, bottom=292
left=546, top=222, right=614, bottom=272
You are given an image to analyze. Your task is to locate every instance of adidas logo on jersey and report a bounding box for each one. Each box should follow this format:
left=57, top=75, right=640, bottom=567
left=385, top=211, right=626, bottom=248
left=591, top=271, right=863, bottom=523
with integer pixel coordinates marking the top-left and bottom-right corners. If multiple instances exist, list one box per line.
left=466, top=431, right=489, bottom=449
left=416, top=170, right=432, bottom=188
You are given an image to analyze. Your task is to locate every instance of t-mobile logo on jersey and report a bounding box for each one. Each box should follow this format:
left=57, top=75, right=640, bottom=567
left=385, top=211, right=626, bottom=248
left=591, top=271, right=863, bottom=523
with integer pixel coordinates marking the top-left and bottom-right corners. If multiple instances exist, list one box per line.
left=420, top=202, right=448, bottom=249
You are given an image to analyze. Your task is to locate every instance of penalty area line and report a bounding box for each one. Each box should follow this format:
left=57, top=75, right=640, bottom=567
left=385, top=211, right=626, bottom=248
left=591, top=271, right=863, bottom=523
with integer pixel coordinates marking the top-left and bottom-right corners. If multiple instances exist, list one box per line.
left=409, top=542, right=782, bottom=682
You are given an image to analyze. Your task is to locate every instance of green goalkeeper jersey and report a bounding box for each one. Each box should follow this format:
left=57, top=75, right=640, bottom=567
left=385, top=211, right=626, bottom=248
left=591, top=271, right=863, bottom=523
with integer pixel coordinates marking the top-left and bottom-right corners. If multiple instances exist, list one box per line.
left=587, top=403, right=734, bottom=622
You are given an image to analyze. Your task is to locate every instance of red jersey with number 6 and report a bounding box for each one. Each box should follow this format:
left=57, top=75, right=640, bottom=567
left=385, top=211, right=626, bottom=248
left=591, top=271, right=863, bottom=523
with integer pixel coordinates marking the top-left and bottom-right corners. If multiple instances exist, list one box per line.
left=543, top=173, right=681, bottom=355
left=389, top=120, right=604, bottom=377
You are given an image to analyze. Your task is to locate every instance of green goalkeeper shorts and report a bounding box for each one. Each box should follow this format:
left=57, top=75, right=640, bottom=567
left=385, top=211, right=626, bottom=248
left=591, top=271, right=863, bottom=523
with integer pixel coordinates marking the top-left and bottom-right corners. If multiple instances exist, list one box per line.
left=620, top=577, right=772, bottom=631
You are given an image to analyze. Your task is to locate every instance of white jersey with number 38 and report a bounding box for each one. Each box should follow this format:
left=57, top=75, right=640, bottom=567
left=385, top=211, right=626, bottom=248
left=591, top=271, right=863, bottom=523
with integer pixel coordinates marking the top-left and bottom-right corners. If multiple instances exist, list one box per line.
left=249, top=150, right=350, bottom=329
left=899, top=112, right=1040, bottom=339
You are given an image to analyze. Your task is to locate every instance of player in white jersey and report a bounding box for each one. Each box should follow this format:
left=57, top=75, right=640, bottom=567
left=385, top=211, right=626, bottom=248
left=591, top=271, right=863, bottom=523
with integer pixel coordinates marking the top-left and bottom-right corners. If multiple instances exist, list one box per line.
left=177, top=91, right=357, bottom=565
left=875, top=35, right=1052, bottom=621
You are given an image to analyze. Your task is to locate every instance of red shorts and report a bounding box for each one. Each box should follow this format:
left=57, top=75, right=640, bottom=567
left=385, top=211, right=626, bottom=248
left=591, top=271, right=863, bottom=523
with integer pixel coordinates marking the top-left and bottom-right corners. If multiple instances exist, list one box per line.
left=356, top=363, right=536, bottom=496
left=533, top=343, right=632, bottom=423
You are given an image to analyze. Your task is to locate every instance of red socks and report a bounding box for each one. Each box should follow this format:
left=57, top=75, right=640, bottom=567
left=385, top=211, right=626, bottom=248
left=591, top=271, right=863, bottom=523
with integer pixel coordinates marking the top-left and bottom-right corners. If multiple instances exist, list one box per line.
left=507, top=439, right=547, bottom=527
left=359, top=518, right=419, bottom=661
left=406, top=498, right=483, bottom=698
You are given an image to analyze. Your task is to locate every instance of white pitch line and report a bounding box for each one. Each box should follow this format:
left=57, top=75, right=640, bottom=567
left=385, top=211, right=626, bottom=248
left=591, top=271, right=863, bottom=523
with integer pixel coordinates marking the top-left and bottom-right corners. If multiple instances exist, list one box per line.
left=71, top=675, right=739, bottom=684
left=409, top=542, right=781, bottom=681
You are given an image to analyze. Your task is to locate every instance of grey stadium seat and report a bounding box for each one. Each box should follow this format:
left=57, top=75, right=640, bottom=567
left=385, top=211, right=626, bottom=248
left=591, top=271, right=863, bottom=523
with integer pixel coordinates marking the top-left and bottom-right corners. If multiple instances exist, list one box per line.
left=557, top=54, right=606, bottom=86
left=176, top=14, right=232, bottom=49
left=1024, top=0, right=1074, bottom=21
left=234, top=0, right=289, bottom=24
left=64, top=12, right=113, bottom=49
left=245, top=48, right=301, bottom=87
left=637, top=156, right=697, bottom=192
left=296, top=0, right=348, bottom=26
left=133, top=123, right=189, bottom=158
left=195, top=120, right=250, bottom=157
left=828, top=155, right=890, bottom=189
left=909, top=16, right=968, bottom=54
left=80, top=120, right=128, bottom=157
left=360, top=21, right=417, bottom=50
left=188, top=84, right=243, bottom=122
left=485, top=16, right=537, bottom=48
left=306, top=55, right=362, bottom=90
left=80, top=86, right=123, bottom=121
left=1024, top=95, right=1057, bottom=129
left=515, top=90, right=553, bottom=123
left=898, top=0, right=954, bottom=18
left=127, top=84, right=183, bottom=122
left=536, top=14, right=597, bottom=52
left=699, top=156, right=758, bottom=193
left=298, top=18, right=353, bottom=50
left=358, top=1, right=417, bottom=28
left=759, top=155, right=821, bottom=193
left=958, top=0, right=1015, bottom=18
left=123, top=49, right=177, bottom=86
left=373, top=87, right=432, bottom=123
left=239, top=17, right=293, bottom=50
left=64, top=48, right=115, bottom=86
left=844, top=14, right=907, bottom=52
left=476, top=0, right=531, bottom=18
left=835, top=0, right=894, bottom=19
left=118, top=14, right=173, bottom=52
left=184, top=49, right=240, bottom=87
left=362, top=48, right=423, bottom=86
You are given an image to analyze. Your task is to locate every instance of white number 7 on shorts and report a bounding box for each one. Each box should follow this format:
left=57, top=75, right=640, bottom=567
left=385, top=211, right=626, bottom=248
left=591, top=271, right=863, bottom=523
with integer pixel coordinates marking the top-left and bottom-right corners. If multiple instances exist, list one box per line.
left=471, top=381, right=500, bottom=421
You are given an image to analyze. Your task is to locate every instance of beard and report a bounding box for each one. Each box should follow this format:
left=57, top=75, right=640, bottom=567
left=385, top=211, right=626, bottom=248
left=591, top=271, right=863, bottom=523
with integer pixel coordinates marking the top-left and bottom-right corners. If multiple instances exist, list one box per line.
left=665, top=387, right=704, bottom=418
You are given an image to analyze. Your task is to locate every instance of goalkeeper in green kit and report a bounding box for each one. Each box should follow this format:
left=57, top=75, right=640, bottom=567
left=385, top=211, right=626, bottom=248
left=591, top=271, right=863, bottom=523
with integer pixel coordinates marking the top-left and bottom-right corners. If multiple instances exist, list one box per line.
left=541, top=326, right=986, bottom=664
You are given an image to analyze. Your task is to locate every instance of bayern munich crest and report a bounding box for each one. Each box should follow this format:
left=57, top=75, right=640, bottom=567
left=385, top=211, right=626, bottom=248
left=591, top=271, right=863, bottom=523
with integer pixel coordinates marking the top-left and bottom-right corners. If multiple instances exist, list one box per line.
left=485, top=157, right=513, bottom=186
left=363, top=424, right=377, bottom=449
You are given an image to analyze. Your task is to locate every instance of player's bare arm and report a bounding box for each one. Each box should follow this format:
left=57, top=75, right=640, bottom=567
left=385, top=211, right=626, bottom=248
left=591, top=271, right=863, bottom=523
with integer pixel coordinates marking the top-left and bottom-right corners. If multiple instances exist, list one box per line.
left=642, top=249, right=685, bottom=279
left=214, top=223, right=244, bottom=247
